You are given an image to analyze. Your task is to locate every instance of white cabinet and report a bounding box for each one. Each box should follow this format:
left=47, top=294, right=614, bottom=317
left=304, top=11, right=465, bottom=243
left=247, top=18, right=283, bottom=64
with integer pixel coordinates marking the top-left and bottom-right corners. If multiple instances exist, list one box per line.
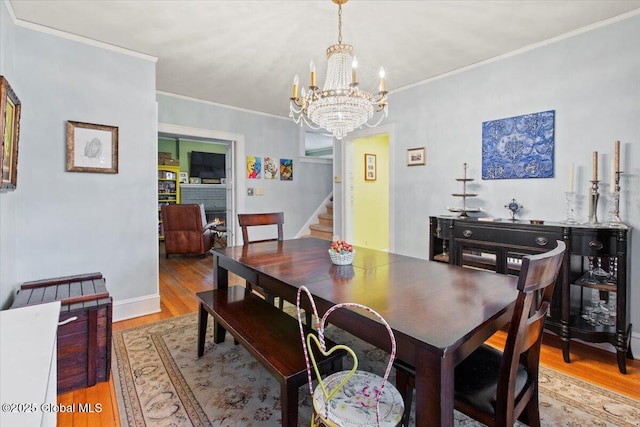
left=1, top=301, right=61, bottom=427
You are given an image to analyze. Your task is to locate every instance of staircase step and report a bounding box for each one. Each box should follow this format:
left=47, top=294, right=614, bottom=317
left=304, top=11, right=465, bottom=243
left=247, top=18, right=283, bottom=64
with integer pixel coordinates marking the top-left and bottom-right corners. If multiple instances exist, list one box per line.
left=309, top=224, right=333, bottom=241
left=318, top=213, right=333, bottom=226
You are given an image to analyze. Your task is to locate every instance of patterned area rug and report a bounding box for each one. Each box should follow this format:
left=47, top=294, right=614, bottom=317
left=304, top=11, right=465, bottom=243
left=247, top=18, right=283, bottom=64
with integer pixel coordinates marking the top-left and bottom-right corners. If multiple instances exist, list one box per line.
left=112, top=312, right=640, bottom=427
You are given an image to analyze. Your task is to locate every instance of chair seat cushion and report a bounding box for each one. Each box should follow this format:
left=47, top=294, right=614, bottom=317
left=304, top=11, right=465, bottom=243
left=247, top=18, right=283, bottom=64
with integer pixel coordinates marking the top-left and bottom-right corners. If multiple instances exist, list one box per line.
left=313, top=370, right=404, bottom=427
left=454, top=344, right=528, bottom=415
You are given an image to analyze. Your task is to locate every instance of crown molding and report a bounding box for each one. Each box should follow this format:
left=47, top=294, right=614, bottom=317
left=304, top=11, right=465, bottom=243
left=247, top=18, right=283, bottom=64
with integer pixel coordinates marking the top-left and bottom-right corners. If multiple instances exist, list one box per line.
left=156, top=91, right=289, bottom=121
left=3, top=0, right=157, bottom=63
left=395, top=8, right=640, bottom=95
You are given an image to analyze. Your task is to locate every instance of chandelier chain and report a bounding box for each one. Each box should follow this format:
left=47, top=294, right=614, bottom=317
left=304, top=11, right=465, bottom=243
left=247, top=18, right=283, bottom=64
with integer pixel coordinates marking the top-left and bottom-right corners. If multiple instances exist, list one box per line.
left=337, top=3, right=342, bottom=44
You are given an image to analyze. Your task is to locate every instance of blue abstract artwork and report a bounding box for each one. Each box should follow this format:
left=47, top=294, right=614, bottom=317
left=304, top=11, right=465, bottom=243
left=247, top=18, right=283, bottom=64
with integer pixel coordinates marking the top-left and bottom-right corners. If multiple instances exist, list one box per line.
left=482, top=110, right=555, bottom=180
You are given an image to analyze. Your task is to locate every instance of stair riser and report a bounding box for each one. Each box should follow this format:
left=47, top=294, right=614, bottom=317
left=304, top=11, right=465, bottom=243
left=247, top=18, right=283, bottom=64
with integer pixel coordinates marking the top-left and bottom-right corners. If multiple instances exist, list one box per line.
left=318, top=218, right=332, bottom=227
left=310, top=229, right=333, bottom=240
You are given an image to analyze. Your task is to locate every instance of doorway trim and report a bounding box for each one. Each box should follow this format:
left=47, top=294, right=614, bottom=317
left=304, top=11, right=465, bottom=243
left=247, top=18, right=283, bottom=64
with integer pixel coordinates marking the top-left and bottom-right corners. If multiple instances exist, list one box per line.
left=339, top=124, right=396, bottom=252
left=158, top=123, right=245, bottom=246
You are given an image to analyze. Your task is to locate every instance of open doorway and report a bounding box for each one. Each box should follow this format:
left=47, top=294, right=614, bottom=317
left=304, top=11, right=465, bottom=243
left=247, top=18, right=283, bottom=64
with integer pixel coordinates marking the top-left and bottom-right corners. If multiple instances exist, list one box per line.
left=158, top=123, right=247, bottom=247
left=159, top=135, right=229, bottom=225
left=339, top=126, right=395, bottom=252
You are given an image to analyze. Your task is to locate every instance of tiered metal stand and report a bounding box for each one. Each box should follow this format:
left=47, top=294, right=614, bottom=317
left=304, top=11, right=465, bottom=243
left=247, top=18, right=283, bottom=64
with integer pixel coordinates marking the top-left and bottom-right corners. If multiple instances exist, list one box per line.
left=447, top=163, right=479, bottom=217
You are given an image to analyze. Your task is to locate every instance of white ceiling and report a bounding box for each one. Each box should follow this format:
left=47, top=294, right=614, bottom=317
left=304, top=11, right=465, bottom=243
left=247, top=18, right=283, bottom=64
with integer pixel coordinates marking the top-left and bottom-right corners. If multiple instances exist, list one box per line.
left=8, top=1, right=640, bottom=118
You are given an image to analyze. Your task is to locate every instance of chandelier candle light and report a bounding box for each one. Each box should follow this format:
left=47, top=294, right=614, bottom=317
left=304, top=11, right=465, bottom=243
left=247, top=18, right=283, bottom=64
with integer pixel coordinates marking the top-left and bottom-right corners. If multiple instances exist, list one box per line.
left=289, top=0, right=388, bottom=140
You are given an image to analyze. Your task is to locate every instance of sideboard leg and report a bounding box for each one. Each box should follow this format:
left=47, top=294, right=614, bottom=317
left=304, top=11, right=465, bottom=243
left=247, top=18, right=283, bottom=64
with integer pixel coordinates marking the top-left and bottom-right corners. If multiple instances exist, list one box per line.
left=616, top=350, right=627, bottom=374
left=562, top=341, right=571, bottom=363
left=561, top=322, right=571, bottom=363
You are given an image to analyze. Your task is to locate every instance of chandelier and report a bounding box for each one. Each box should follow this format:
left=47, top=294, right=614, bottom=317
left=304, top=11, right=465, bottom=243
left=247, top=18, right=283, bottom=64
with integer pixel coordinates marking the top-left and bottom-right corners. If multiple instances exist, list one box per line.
left=289, top=0, right=388, bottom=140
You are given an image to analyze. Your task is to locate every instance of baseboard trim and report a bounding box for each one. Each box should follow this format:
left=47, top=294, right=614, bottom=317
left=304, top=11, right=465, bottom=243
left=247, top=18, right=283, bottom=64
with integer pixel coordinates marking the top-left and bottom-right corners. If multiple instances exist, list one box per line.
left=112, top=294, right=161, bottom=322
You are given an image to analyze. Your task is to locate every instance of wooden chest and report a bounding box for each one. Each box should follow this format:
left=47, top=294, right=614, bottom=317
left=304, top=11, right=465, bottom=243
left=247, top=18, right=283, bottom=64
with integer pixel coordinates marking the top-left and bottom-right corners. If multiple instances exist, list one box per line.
left=11, top=272, right=112, bottom=393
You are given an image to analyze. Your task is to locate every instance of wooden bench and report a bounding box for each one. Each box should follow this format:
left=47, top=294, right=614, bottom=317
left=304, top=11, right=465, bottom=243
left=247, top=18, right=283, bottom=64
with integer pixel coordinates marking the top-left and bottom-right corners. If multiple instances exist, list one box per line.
left=196, top=287, right=343, bottom=427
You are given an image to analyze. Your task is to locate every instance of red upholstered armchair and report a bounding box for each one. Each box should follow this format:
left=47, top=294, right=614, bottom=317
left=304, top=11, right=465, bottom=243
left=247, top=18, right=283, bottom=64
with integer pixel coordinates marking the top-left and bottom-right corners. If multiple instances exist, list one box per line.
left=161, top=204, right=216, bottom=258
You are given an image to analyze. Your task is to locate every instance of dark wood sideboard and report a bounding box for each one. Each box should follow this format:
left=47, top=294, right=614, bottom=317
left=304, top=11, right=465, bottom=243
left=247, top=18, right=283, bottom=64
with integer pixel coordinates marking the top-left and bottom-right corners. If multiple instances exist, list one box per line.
left=429, top=215, right=633, bottom=374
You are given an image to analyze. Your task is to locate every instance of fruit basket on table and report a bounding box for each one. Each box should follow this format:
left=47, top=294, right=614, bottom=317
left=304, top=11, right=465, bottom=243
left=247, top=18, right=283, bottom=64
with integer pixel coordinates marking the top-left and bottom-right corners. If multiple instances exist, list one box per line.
left=328, top=240, right=355, bottom=265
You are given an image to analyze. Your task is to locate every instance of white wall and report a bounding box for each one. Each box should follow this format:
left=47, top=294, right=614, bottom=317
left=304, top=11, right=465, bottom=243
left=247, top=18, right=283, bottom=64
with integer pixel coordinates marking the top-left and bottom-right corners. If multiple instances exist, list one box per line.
left=0, top=2, right=160, bottom=318
left=364, top=14, right=640, bottom=354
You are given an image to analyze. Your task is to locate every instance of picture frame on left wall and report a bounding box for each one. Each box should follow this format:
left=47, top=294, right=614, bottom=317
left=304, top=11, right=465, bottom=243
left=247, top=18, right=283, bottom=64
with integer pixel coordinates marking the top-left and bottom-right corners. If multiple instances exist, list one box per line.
left=0, top=76, right=22, bottom=191
left=66, top=120, right=119, bottom=174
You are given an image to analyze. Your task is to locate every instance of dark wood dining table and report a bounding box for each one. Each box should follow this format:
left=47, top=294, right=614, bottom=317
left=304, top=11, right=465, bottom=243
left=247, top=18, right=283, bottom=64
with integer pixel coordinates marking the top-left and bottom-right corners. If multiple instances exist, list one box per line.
left=211, top=237, right=518, bottom=426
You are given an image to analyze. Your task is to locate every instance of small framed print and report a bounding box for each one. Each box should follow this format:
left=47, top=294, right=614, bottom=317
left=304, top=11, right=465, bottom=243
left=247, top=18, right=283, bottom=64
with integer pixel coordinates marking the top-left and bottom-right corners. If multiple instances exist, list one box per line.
left=66, top=120, right=118, bottom=173
left=179, top=172, right=188, bottom=184
left=407, top=147, right=426, bottom=166
left=364, top=153, right=377, bottom=181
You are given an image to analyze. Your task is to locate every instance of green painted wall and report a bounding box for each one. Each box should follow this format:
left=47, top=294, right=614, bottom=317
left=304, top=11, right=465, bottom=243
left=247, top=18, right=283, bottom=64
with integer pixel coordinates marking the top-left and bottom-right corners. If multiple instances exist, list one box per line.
left=158, top=138, right=226, bottom=176
left=158, top=138, right=178, bottom=159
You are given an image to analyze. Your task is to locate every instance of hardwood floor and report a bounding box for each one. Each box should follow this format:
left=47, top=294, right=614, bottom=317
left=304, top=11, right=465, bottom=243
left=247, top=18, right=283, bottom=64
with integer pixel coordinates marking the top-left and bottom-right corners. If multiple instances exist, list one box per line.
left=58, top=247, right=638, bottom=426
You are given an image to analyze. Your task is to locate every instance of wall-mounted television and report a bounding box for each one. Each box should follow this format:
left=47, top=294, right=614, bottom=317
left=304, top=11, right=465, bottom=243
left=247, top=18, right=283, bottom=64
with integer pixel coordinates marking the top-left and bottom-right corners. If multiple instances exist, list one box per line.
left=189, top=151, right=225, bottom=179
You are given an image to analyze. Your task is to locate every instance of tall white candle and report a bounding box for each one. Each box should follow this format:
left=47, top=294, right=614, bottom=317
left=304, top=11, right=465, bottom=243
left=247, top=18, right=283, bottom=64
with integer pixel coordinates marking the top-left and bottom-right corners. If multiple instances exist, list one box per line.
left=611, top=158, right=616, bottom=193
left=569, top=163, right=574, bottom=192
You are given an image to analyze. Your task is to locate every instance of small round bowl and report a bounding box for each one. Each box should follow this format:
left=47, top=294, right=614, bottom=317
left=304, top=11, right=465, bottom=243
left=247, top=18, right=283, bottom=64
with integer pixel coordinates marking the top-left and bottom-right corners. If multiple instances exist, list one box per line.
left=328, top=249, right=355, bottom=265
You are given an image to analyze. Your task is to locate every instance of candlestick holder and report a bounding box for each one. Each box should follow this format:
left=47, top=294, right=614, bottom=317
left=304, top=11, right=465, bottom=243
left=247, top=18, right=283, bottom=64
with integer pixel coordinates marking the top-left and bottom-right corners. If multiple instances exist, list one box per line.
left=608, top=171, right=624, bottom=226
left=564, top=191, right=577, bottom=224
left=588, top=180, right=600, bottom=225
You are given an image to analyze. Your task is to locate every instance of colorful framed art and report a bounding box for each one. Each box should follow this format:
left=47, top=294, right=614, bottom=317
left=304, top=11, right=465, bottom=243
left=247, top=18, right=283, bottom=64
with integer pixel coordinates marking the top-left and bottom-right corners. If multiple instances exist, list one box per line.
left=1, top=76, right=22, bottom=190
left=481, top=110, right=555, bottom=180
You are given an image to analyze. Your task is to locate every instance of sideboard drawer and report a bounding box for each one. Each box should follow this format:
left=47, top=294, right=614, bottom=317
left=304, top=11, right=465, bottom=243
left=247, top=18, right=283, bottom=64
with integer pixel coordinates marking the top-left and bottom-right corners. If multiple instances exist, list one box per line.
left=570, top=229, right=617, bottom=256
left=454, top=224, right=562, bottom=251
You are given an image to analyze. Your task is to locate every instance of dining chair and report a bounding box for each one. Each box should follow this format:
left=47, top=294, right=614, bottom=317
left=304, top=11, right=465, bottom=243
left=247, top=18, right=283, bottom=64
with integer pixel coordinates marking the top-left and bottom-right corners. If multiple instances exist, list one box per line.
left=238, top=212, right=284, bottom=244
left=296, top=286, right=405, bottom=427
left=394, top=240, right=566, bottom=427
left=237, top=212, right=285, bottom=307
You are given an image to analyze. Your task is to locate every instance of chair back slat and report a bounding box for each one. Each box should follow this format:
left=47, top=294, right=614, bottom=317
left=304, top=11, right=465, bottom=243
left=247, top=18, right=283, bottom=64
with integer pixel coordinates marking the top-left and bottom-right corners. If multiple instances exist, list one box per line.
left=238, top=212, right=284, bottom=244
left=521, top=300, right=550, bottom=351
left=496, top=240, right=566, bottom=423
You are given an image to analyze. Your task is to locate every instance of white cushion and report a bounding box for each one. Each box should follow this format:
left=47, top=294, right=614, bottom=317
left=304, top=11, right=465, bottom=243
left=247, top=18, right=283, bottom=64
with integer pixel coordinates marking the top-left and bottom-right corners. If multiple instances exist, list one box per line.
left=313, top=370, right=404, bottom=427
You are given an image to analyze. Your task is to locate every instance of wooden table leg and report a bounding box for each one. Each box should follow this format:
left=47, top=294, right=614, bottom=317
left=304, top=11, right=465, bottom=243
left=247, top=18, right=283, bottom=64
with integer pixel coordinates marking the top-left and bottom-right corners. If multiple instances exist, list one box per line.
left=213, top=319, right=226, bottom=344
left=282, top=382, right=299, bottom=427
left=197, top=302, right=208, bottom=357
left=212, top=253, right=228, bottom=343
left=414, top=347, right=455, bottom=426
left=213, top=253, right=228, bottom=291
